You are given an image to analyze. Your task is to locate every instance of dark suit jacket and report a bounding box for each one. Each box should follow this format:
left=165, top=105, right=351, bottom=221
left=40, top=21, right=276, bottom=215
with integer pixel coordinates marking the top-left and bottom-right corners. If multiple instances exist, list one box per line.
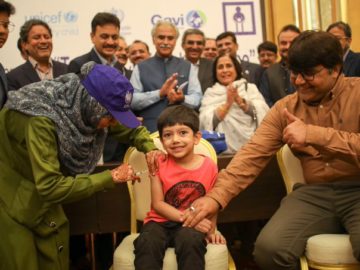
left=68, top=48, right=131, bottom=79
left=239, top=60, right=261, bottom=84
left=198, top=58, right=214, bottom=93
left=0, top=63, right=7, bottom=109
left=68, top=48, right=131, bottom=162
left=6, top=60, right=68, bottom=91
left=343, top=50, right=360, bottom=77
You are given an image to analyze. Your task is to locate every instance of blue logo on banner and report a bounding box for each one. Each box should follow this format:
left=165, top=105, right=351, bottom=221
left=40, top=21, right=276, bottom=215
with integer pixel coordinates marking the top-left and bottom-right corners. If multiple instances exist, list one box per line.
left=186, top=10, right=206, bottom=28
left=25, top=11, right=78, bottom=24
left=63, top=12, right=78, bottom=23
left=151, top=10, right=206, bottom=29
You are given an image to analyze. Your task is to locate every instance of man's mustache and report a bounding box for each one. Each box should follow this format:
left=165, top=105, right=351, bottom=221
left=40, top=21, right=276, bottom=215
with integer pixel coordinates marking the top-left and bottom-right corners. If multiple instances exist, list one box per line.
left=160, top=44, right=172, bottom=49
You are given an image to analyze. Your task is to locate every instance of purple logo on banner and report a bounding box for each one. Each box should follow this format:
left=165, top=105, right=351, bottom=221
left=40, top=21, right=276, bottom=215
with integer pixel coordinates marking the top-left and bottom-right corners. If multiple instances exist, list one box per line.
left=222, top=2, right=256, bottom=35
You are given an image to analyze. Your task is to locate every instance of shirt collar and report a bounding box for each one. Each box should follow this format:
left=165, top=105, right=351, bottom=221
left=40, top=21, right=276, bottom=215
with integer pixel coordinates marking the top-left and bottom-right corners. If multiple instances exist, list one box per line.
left=93, top=47, right=117, bottom=66
left=28, top=56, right=53, bottom=69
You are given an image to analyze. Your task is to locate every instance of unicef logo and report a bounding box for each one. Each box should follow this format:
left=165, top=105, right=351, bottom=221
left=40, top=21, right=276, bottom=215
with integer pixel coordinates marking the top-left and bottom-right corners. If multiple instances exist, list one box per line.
left=186, top=10, right=206, bottom=29
left=63, top=12, right=78, bottom=23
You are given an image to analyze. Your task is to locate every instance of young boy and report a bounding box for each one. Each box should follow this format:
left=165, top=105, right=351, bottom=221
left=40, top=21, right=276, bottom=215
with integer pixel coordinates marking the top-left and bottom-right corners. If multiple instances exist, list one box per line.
left=134, top=105, right=225, bottom=270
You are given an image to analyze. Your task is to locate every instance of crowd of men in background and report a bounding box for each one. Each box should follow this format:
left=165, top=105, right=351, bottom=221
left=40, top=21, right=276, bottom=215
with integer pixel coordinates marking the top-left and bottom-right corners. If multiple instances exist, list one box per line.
left=2, top=2, right=360, bottom=270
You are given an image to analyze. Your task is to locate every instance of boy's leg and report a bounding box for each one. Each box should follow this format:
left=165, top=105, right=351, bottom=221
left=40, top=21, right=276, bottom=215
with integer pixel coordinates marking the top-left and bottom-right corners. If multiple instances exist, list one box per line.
left=134, top=221, right=168, bottom=270
left=173, top=226, right=207, bottom=270
left=254, top=183, right=343, bottom=270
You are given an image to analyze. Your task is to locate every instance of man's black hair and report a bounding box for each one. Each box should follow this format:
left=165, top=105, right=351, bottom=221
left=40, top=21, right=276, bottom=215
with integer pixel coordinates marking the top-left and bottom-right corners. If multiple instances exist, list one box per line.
left=91, top=12, right=120, bottom=33
left=288, top=30, right=343, bottom=72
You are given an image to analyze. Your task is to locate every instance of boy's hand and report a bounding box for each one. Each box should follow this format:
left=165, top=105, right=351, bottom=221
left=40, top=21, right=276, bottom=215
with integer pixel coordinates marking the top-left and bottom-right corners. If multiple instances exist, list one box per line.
left=193, top=218, right=212, bottom=234
left=145, top=150, right=166, bottom=175
left=206, top=233, right=226, bottom=245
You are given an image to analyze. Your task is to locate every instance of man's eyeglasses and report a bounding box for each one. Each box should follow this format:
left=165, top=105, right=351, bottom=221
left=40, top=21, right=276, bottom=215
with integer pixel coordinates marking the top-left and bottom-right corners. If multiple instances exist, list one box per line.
left=186, top=40, right=204, bottom=46
left=290, top=67, right=325, bottom=82
left=0, top=20, right=15, bottom=32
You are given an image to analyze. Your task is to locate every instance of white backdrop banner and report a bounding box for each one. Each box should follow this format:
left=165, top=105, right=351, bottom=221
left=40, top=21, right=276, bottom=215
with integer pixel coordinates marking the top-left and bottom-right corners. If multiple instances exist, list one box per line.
left=2, top=0, right=264, bottom=71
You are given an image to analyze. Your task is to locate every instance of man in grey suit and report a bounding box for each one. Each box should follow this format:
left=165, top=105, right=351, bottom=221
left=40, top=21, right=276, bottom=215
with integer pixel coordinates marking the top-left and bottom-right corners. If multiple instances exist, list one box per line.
left=215, top=31, right=260, bottom=84
left=181, top=28, right=214, bottom=93
left=6, top=19, right=68, bottom=91
left=0, top=0, right=15, bottom=109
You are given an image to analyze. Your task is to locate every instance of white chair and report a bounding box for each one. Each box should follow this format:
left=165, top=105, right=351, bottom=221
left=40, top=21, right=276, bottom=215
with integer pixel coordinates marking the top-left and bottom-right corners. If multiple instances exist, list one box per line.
left=113, top=132, right=236, bottom=270
left=277, top=144, right=360, bottom=270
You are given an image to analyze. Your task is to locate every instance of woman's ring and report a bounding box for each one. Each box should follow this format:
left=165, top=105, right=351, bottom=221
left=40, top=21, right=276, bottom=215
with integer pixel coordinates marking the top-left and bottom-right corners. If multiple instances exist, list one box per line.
left=189, top=206, right=196, bottom=212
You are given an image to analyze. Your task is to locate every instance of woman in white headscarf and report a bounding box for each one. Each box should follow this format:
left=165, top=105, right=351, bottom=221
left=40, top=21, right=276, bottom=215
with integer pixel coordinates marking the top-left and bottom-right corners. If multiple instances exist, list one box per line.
left=0, top=62, right=161, bottom=270
left=199, top=54, right=269, bottom=153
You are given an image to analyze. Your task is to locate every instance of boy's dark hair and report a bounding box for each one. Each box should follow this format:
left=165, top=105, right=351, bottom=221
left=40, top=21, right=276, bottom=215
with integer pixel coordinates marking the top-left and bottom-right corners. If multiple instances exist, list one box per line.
left=0, top=1, right=15, bottom=16
left=326, top=21, right=352, bottom=38
left=257, top=41, right=277, bottom=54
left=216, top=31, right=237, bottom=44
left=288, top=30, right=343, bottom=72
left=20, top=19, right=52, bottom=43
left=213, top=54, right=242, bottom=83
left=157, top=105, right=199, bottom=137
left=91, top=12, right=120, bottom=33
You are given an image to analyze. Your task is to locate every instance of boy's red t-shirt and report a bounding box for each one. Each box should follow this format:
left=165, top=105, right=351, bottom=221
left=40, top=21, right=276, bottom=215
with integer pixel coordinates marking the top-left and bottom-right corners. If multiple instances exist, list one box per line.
left=144, top=155, right=218, bottom=224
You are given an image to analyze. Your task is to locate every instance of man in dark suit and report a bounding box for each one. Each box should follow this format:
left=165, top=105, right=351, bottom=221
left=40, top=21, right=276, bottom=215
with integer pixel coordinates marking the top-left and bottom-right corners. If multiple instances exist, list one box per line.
left=6, top=19, right=67, bottom=91
left=259, top=24, right=301, bottom=107
left=0, top=1, right=15, bottom=109
left=327, top=21, right=360, bottom=77
left=215, top=31, right=260, bottom=84
left=68, top=12, right=130, bottom=78
left=182, top=28, right=214, bottom=93
left=68, top=12, right=130, bottom=163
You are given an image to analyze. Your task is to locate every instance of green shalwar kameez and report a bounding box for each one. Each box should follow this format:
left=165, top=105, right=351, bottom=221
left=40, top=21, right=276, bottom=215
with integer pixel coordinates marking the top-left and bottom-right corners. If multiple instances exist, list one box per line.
left=0, top=108, right=156, bottom=270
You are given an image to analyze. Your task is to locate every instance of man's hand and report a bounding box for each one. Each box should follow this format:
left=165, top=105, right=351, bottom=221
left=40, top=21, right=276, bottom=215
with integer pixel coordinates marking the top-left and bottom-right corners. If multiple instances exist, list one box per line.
left=145, top=150, right=166, bottom=175
left=282, top=108, right=307, bottom=148
left=159, top=73, right=178, bottom=98
left=167, top=88, right=185, bottom=104
left=182, top=196, right=220, bottom=228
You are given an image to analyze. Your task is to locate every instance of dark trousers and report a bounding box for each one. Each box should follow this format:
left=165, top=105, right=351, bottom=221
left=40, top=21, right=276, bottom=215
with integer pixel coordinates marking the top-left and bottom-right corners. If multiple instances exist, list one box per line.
left=134, top=221, right=207, bottom=270
left=254, top=180, right=360, bottom=270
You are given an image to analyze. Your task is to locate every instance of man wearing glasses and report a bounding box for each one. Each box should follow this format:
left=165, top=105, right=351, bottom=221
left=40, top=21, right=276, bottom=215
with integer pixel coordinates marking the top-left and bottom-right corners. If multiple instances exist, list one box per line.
left=327, top=21, right=360, bottom=77
left=182, top=28, right=214, bottom=93
left=0, top=0, right=15, bottom=109
left=183, top=31, right=360, bottom=269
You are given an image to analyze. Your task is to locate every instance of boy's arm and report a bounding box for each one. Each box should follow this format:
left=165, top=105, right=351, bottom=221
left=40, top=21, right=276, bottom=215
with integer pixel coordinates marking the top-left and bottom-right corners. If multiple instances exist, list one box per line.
left=150, top=174, right=184, bottom=222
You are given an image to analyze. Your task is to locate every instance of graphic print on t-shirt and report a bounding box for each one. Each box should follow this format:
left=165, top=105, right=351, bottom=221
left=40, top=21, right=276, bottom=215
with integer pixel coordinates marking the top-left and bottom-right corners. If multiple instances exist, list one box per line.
left=164, top=180, right=205, bottom=210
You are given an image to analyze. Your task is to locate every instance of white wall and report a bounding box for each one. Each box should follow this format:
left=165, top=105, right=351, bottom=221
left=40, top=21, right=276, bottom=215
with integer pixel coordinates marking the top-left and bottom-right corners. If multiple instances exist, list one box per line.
left=1, top=0, right=263, bottom=71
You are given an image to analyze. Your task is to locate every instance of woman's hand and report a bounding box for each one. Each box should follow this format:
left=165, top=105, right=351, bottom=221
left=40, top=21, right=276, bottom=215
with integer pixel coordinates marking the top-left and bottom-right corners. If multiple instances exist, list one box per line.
left=111, top=163, right=140, bottom=184
left=146, top=150, right=166, bottom=175
left=235, top=95, right=249, bottom=112
left=226, top=84, right=238, bottom=106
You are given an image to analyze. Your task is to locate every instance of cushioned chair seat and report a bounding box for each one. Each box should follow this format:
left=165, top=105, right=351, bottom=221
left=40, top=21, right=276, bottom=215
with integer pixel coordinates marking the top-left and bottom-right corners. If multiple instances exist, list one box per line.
left=113, top=233, right=229, bottom=270
left=306, top=234, right=359, bottom=265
